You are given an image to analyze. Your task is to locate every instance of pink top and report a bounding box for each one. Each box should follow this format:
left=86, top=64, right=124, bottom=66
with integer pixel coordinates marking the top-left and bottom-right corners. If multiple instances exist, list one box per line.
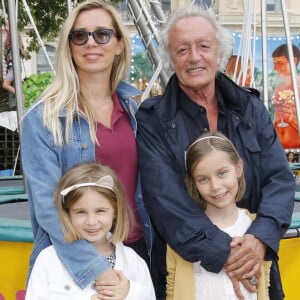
left=95, top=93, right=143, bottom=244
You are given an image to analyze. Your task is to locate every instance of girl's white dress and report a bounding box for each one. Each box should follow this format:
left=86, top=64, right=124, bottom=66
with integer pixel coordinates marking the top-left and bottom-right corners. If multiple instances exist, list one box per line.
left=194, top=208, right=257, bottom=300
left=25, top=242, right=156, bottom=300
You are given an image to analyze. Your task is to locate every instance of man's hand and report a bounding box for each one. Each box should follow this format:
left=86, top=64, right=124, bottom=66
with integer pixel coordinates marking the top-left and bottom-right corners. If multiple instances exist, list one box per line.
left=229, top=276, right=257, bottom=300
left=225, top=234, right=266, bottom=280
left=94, top=269, right=129, bottom=300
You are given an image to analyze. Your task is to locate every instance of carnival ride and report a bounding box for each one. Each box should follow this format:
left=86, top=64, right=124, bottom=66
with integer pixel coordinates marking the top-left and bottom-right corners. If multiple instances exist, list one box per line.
left=1, top=0, right=300, bottom=299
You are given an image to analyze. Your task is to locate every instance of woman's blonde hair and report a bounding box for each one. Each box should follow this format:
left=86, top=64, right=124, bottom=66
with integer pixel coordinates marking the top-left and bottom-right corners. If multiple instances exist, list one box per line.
left=185, top=132, right=246, bottom=211
left=54, top=162, right=130, bottom=244
left=40, top=0, right=131, bottom=145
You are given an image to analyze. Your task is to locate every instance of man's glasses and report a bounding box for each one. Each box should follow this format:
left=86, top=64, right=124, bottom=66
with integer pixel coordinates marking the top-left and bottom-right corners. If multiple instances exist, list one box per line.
left=68, top=29, right=115, bottom=45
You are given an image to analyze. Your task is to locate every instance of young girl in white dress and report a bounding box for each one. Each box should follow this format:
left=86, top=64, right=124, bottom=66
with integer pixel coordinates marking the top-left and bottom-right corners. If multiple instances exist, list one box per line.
left=166, top=132, right=271, bottom=300
left=26, top=162, right=155, bottom=300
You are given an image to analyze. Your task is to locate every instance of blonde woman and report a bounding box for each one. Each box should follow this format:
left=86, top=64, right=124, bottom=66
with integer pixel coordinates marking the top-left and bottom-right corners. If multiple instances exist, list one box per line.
left=21, top=0, right=151, bottom=292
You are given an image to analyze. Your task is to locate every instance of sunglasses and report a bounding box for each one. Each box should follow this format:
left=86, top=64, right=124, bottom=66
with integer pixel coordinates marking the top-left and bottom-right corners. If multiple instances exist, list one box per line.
left=68, top=29, right=115, bottom=45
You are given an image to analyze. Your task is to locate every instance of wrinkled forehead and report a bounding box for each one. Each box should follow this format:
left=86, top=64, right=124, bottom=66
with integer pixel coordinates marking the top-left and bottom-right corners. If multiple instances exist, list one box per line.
left=173, top=15, right=216, bottom=34
left=169, top=16, right=217, bottom=47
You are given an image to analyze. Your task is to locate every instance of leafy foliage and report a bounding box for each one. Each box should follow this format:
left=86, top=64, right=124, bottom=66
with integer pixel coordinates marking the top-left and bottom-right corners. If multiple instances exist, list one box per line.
left=23, top=71, right=52, bottom=108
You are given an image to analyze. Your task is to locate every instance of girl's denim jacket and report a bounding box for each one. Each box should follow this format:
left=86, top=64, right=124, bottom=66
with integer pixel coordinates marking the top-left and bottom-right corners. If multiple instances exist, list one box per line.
left=21, top=81, right=153, bottom=289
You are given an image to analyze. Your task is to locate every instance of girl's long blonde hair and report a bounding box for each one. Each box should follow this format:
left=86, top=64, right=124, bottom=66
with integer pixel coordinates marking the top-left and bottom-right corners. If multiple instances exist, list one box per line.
left=40, top=0, right=131, bottom=145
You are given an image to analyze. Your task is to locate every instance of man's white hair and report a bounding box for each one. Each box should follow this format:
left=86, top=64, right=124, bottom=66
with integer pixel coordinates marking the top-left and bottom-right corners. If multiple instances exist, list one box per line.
left=159, top=5, right=233, bottom=76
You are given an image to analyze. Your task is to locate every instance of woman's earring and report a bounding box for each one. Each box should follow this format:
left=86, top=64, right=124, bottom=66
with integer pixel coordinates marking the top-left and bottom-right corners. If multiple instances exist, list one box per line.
left=105, top=232, right=112, bottom=241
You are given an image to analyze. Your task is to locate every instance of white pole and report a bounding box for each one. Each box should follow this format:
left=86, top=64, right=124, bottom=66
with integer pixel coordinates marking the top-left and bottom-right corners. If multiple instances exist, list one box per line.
left=280, top=0, right=300, bottom=136
left=7, top=0, right=24, bottom=178
left=261, top=0, right=269, bottom=109
left=126, top=0, right=168, bottom=87
left=67, top=0, right=72, bottom=15
left=7, top=0, right=24, bottom=124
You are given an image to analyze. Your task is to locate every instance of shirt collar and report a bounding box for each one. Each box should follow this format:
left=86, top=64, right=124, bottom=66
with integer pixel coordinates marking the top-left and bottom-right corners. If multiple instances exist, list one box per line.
left=178, top=89, right=204, bottom=118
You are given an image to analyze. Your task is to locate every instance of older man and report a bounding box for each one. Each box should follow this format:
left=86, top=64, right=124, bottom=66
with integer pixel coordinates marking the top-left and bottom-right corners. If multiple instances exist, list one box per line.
left=137, top=5, right=294, bottom=300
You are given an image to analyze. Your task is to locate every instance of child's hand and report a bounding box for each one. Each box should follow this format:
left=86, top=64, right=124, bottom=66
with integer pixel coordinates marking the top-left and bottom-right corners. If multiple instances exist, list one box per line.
left=94, top=269, right=130, bottom=300
left=96, top=268, right=119, bottom=282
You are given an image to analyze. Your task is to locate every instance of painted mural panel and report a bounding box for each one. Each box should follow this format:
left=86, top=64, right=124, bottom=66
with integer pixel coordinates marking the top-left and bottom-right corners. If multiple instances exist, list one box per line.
left=233, top=33, right=300, bottom=149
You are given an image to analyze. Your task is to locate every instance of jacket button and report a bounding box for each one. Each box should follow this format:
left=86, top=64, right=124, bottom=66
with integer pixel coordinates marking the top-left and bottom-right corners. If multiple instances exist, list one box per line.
left=81, top=143, right=88, bottom=149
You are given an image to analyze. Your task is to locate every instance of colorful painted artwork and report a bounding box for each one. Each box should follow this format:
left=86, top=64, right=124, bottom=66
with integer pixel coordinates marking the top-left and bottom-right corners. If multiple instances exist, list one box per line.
left=232, top=33, right=300, bottom=149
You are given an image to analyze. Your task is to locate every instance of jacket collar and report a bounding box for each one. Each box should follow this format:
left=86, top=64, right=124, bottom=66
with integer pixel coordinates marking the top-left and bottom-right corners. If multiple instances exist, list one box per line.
left=215, top=72, right=251, bottom=116
left=116, top=81, right=142, bottom=99
left=153, top=72, right=252, bottom=123
left=154, top=74, right=180, bottom=123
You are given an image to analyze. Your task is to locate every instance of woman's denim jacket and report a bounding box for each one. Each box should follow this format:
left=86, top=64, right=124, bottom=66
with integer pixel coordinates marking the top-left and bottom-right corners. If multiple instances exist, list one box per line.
left=21, top=81, right=153, bottom=289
